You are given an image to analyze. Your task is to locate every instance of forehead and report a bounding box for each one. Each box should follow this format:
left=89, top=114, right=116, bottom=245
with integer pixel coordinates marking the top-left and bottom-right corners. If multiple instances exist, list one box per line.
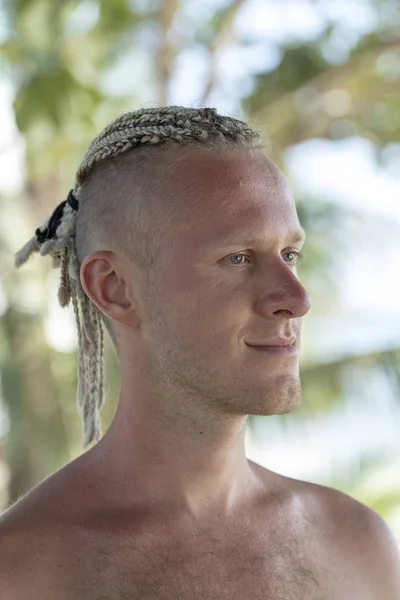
left=164, top=148, right=301, bottom=247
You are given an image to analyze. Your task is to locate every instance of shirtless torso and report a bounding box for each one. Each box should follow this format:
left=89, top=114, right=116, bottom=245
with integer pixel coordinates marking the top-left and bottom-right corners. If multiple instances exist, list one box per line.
left=0, top=457, right=392, bottom=600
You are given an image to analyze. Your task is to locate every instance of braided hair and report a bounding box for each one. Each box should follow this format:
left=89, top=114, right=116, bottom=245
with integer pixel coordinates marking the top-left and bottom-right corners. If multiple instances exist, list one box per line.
left=14, top=106, right=262, bottom=448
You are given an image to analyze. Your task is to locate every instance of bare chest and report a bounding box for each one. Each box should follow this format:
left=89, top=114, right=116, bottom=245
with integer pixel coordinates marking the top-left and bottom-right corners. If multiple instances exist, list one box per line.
left=52, top=524, right=367, bottom=600
left=93, top=543, right=325, bottom=599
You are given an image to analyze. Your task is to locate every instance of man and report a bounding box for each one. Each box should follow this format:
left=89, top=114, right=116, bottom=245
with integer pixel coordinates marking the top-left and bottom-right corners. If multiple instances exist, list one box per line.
left=2, top=107, right=400, bottom=598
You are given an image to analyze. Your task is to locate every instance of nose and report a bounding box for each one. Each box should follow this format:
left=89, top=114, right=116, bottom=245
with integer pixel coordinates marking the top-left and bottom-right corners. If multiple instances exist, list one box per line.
left=255, top=264, right=312, bottom=320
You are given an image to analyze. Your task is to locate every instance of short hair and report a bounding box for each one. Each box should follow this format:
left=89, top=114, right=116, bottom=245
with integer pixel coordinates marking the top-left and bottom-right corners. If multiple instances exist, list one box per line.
left=14, top=106, right=262, bottom=447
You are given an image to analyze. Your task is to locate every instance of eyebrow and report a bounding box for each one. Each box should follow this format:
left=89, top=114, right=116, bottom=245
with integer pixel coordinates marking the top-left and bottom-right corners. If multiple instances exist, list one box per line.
left=212, top=228, right=306, bottom=249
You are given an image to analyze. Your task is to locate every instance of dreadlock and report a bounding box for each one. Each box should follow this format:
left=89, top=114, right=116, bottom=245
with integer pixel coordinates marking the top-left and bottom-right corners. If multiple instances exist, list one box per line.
left=14, top=106, right=262, bottom=448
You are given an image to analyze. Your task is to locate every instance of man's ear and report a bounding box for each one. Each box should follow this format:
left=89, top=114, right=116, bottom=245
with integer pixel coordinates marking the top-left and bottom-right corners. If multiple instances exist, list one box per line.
left=80, top=251, right=141, bottom=328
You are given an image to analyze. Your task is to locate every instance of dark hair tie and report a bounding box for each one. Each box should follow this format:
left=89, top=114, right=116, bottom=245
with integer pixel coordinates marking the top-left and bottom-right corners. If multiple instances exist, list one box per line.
left=67, top=190, right=79, bottom=211
left=35, top=190, right=79, bottom=244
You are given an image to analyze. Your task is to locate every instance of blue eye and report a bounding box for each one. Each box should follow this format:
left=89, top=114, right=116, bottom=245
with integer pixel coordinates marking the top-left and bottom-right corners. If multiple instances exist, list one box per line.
left=228, top=253, right=249, bottom=266
left=283, top=251, right=303, bottom=264
left=226, top=251, right=304, bottom=267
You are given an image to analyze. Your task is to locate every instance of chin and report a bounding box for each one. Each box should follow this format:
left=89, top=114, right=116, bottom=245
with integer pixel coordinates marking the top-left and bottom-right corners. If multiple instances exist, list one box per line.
left=243, top=375, right=302, bottom=416
left=248, top=399, right=301, bottom=418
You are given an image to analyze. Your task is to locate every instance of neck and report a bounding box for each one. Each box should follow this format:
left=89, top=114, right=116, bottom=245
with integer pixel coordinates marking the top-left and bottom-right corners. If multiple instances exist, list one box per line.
left=93, top=363, right=261, bottom=517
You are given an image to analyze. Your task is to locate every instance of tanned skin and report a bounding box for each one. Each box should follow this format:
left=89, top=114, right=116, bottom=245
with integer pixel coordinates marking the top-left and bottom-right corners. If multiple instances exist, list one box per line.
left=1, top=148, right=400, bottom=599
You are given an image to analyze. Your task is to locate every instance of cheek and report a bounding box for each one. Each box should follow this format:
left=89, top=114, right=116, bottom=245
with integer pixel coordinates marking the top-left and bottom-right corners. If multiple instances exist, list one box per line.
left=153, top=255, right=252, bottom=330
left=159, top=265, right=233, bottom=315
left=155, top=261, right=205, bottom=313
left=162, top=282, right=250, bottom=351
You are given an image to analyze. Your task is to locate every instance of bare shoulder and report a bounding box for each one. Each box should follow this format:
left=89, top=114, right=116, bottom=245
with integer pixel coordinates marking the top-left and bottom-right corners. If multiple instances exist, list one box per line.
left=0, top=497, right=48, bottom=599
left=315, top=481, right=400, bottom=595
left=278, top=471, right=400, bottom=598
left=249, top=461, right=400, bottom=597
left=0, top=454, right=96, bottom=599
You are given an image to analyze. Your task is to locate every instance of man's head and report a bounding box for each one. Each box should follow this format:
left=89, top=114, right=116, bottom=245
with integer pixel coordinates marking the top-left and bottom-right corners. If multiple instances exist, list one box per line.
left=73, top=108, right=262, bottom=339
left=15, top=106, right=311, bottom=445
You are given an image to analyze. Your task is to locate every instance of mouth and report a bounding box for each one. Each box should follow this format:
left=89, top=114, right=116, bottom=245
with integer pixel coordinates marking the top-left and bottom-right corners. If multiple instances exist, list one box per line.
left=245, top=341, right=299, bottom=356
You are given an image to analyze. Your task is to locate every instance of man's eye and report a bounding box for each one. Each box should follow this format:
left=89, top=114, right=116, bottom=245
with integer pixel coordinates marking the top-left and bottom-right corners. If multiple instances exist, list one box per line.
left=227, top=253, right=249, bottom=266
left=283, top=251, right=303, bottom=264
left=226, top=251, right=304, bottom=267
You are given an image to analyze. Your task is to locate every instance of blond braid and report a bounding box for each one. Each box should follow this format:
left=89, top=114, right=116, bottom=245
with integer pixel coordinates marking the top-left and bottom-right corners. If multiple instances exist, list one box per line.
left=15, top=106, right=261, bottom=448
left=98, top=319, right=105, bottom=411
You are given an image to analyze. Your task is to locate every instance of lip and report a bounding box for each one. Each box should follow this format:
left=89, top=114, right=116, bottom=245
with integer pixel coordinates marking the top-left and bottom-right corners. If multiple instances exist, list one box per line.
left=246, top=338, right=296, bottom=347
left=245, top=340, right=298, bottom=356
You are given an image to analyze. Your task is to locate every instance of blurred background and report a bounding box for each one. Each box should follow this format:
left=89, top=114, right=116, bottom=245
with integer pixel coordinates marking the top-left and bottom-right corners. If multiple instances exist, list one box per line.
left=0, top=0, right=400, bottom=543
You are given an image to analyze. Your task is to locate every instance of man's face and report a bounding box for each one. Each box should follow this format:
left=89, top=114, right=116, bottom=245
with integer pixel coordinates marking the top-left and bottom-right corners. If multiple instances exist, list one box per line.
left=140, top=148, right=311, bottom=416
